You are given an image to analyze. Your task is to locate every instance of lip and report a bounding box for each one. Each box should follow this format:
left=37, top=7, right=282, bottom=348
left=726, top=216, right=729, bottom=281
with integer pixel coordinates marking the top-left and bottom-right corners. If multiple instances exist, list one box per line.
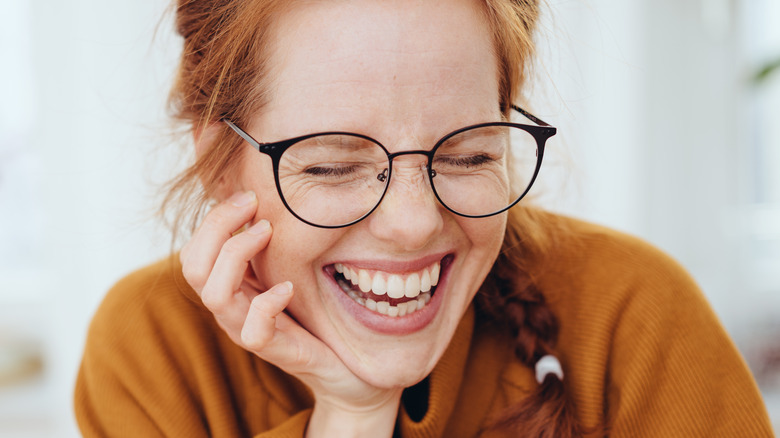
left=328, top=252, right=449, bottom=274
left=323, top=253, right=454, bottom=335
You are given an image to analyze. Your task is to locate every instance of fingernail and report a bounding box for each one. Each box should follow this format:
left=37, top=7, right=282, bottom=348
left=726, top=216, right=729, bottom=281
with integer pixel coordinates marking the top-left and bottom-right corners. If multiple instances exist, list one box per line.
left=272, top=281, right=293, bottom=295
left=230, top=191, right=256, bottom=207
left=247, top=219, right=270, bottom=235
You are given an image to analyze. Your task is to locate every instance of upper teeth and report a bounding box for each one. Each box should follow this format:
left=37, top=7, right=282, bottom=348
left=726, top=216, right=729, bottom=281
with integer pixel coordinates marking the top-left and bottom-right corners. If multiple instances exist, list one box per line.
left=334, top=261, right=440, bottom=300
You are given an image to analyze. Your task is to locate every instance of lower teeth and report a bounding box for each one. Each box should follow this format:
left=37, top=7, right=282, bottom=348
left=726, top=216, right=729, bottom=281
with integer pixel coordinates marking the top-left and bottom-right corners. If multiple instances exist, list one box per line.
left=349, top=290, right=431, bottom=317
left=340, top=277, right=432, bottom=317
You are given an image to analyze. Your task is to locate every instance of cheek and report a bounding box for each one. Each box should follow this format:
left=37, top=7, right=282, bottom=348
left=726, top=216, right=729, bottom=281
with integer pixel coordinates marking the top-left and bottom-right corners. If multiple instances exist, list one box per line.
left=447, top=214, right=506, bottom=307
left=462, top=214, right=507, bottom=256
left=458, top=215, right=506, bottom=301
left=249, top=218, right=337, bottom=292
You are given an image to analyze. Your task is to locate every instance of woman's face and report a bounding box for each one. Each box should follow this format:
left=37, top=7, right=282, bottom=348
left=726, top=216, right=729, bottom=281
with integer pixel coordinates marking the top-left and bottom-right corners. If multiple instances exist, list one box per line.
left=237, top=0, right=506, bottom=389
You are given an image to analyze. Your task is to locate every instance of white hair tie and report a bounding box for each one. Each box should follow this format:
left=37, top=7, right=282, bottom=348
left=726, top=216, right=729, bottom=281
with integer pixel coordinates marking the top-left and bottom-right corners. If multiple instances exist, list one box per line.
left=535, top=355, right=564, bottom=384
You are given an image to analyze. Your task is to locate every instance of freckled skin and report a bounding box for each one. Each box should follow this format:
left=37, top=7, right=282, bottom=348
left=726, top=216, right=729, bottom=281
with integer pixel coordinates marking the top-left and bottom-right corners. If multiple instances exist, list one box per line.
left=235, top=0, right=507, bottom=389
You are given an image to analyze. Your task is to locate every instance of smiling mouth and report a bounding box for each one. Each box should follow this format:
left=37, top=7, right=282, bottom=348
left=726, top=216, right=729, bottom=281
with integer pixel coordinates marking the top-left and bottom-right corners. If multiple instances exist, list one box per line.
left=331, top=257, right=448, bottom=317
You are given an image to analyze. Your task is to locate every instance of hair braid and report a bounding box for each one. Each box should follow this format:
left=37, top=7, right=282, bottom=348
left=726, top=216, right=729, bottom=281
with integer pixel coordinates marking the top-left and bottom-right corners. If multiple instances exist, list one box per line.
left=475, top=208, right=587, bottom=437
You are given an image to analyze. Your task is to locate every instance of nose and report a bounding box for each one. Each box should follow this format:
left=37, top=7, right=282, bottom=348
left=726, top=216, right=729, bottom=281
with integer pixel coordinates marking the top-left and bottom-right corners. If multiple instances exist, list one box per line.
left=367, top=155, right=444, bottom=251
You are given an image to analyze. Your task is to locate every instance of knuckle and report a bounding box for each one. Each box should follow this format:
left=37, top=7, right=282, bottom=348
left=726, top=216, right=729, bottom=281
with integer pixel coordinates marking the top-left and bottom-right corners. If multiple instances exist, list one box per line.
left=220, top=236, right=245, bottom=257
left=250, top=293, right=280, bottom=320
left=294, top=344, right=316, bottom=369
left=200, top=287, right=229, bottom=311
left=181, top=263, right=206, bottom=289
left=204, top=206, right=235, bottom=230
left=241, top=326, right=271, bottom=351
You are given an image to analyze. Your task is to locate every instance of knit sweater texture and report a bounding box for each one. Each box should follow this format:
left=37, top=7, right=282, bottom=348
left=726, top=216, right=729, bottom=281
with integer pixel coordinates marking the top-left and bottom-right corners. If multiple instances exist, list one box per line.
left=74, top=216, right=774, bottom=437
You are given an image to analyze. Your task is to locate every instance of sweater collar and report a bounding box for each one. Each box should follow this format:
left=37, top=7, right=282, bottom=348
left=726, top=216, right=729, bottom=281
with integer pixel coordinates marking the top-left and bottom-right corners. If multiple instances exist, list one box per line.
left=397, top=305, right=511, bottom=437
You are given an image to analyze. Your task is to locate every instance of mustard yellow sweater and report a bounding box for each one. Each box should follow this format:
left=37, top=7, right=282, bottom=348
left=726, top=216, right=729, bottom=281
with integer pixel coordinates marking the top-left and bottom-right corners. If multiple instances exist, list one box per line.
left=74, top=217, right=774, bottom=437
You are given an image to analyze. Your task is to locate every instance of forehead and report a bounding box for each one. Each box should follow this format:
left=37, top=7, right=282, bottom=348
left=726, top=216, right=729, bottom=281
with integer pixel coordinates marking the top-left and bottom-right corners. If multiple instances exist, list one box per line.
left=259, top=0, right=500, bottom=139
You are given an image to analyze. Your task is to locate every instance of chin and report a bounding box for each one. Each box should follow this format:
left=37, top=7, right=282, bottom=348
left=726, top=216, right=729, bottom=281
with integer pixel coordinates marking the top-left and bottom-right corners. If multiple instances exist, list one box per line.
left=347, top=348, right=440, bottom=389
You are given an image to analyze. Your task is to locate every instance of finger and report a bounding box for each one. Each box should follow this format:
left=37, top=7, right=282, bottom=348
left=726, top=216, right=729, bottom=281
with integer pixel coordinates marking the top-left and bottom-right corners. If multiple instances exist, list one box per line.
left=200, top=219, right=272, bottom=317
left=241, top=282, right=295, bottom=350
left=182, top=190, right=257, bottom=278
left=181, top=190, right=257, bottom=265
left=210, top=276, right=262, bottom=326
left=181, top=191, right=258, bottom=291
left=210, top=277, right=263, bottom=345
left=241, top=286, right=338, bottom=375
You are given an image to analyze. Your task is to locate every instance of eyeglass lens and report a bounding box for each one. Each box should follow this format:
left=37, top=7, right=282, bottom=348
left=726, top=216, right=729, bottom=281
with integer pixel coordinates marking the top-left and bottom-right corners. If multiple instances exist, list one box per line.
left=276, top=125, right=539, bottom=227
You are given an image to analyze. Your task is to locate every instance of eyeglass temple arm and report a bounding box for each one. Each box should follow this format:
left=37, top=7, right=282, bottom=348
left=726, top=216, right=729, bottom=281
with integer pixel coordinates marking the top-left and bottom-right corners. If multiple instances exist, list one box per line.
left=511, top=104, right=551, bottom=127
left=223, top=119, right=262, bottom=151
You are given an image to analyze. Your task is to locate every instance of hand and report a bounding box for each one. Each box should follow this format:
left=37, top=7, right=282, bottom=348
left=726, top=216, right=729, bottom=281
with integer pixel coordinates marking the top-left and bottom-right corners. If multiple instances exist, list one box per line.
left=179, top=191, right=402, bottom=437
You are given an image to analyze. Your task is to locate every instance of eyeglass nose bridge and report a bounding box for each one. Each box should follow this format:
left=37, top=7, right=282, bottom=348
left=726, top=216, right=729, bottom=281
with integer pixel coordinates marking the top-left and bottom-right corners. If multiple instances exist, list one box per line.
left=382, top=149, right=437, bottom=183
left=371, top=149, right=440, bottom=220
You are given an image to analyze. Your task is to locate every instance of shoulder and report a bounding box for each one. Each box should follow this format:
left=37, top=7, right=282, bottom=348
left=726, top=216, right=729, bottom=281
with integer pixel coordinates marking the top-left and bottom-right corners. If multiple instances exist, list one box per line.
left=100, top=254, right=207, bottom=320
left=533, top=213, right=701, bottom=311
left=531, top=213, right=711, bottom=350
left=87, top=255, right=211, bottom=347
left=548, top=214, right=689, bottom=275
left=81, top=255, right=225, bottom=389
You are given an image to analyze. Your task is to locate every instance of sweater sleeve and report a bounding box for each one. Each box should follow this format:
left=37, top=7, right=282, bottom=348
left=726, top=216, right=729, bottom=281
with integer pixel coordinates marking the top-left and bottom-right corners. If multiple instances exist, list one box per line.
left=603, top=245, right=774, bottom=436
left=74, top=259, right=314, bottom=437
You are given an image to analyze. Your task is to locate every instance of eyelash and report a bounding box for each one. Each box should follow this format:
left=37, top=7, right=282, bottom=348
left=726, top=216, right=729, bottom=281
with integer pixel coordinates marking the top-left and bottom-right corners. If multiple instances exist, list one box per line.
left=436, top=154, right=494, bottom=167
left=304, top=165, right=359, bottom=177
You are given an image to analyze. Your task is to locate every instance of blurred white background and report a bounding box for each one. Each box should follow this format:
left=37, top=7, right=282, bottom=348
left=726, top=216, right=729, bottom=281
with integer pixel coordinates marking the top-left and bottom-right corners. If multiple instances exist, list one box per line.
left=1, top=0, right=778, bottom=436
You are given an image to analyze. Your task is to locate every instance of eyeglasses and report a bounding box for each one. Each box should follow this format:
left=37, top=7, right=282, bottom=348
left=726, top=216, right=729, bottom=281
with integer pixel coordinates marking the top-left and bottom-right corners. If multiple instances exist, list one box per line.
left=224, top=105, right=556, bottom=228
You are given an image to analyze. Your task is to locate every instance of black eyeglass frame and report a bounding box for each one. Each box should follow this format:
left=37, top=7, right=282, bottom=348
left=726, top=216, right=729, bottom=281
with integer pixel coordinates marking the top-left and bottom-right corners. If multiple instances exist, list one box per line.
left=223, top=105, right=556, bottom=228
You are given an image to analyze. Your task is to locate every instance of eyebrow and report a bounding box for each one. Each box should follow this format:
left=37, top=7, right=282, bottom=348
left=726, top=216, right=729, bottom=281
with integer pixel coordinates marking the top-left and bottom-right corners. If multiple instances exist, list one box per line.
left=439, top=125, right=506, bottom=149
left=307, top=134, right=375, bottom=149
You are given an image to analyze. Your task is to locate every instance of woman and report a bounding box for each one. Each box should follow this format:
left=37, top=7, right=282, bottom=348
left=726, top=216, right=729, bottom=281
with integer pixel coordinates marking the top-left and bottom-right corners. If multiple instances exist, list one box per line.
left=74, top=0, right=774, bottom=436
